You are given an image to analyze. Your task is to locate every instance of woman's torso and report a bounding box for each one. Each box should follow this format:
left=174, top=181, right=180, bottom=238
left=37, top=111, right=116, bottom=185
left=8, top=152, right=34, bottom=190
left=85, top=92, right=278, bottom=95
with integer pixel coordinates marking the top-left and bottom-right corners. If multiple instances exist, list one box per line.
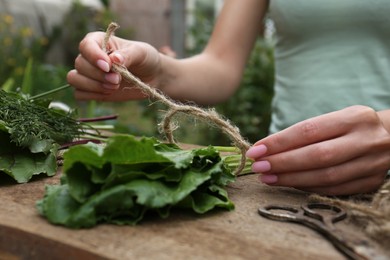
left=268, top=0, right=390, bottom=133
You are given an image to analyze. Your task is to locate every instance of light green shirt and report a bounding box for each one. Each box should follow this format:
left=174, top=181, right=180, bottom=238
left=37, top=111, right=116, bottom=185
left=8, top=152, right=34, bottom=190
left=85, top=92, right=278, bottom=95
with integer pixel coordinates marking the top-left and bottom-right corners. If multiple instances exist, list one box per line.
left=268, top=0, right=390, bottom=133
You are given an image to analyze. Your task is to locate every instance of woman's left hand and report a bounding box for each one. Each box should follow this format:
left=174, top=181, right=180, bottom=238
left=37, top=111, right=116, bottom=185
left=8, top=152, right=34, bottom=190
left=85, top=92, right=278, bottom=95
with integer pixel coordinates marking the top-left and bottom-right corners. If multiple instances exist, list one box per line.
left=246, top=105, right=390, bottom=195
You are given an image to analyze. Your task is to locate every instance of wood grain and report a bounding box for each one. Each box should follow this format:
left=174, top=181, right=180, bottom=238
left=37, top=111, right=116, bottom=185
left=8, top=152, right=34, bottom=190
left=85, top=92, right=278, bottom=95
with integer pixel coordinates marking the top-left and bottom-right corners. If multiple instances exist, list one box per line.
left=0, top=170, right=349, bottom=260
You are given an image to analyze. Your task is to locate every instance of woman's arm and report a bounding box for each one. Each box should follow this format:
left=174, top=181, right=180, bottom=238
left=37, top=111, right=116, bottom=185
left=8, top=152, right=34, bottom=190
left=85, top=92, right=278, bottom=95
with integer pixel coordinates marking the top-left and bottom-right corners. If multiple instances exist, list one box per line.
left=159, top=0, right=269, bottom=104
left=67, top=0, right=269, bottom=104
left=246, top=106, right=390, bottom=195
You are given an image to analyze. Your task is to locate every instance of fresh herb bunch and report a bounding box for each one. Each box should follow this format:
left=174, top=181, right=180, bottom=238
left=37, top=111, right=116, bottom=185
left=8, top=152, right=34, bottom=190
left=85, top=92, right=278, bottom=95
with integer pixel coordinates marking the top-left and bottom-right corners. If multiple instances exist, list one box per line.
left=37, top=135, right=238, bottom=228
left=0, top=86, right=115, bottom=183
left=0, top=89, right=81, bottom=147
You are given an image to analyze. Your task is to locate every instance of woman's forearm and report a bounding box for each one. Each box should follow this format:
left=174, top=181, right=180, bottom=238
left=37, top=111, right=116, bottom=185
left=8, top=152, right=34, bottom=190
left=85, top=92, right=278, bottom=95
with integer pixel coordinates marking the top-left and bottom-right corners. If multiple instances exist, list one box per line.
left=157, top=53, right=244, bottom=105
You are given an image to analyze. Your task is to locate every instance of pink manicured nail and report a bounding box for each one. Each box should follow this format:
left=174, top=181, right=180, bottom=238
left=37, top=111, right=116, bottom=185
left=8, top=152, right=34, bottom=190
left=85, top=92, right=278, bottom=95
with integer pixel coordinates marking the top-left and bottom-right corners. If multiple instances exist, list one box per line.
left=246, top=144, right=267, bottom=158
left=105, top=73, right=121, bottom=84
left=97, top=59, right=110, bottom=72
left=260, top=174, right=278, bottom=184
left=111, top=52, right=124, bottom=64
left=252, top=160, right=271, bottom=173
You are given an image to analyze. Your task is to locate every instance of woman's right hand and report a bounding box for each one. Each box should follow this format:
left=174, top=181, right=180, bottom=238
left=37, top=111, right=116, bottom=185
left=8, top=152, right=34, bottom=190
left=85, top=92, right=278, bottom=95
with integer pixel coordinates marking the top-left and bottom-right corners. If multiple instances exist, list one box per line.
left=67, top=32, right=162, bottom=101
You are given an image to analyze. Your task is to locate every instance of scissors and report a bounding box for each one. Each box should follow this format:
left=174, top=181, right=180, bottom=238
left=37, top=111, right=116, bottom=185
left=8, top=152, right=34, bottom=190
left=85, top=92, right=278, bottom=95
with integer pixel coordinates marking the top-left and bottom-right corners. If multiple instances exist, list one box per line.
left=258, top=203, right=388, bottom=260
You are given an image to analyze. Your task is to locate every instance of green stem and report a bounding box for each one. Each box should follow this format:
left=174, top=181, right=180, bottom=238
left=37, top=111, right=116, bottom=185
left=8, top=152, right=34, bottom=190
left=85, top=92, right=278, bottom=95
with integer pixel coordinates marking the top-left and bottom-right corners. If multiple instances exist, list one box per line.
left=222, top=153, right=253, bottom=176
left=80, top=134, right=108, bottom=142
left=213, top=146, right=241, bottom=153
left=28, top=84, right=71, bottom=100
left=82, top=124, right=115, bottom=130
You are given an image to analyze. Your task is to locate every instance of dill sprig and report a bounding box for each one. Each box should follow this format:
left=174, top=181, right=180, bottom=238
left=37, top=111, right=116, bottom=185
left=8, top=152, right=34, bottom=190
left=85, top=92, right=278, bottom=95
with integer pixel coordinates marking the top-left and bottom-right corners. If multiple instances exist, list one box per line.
left=0, top=89, right=81, bottom=147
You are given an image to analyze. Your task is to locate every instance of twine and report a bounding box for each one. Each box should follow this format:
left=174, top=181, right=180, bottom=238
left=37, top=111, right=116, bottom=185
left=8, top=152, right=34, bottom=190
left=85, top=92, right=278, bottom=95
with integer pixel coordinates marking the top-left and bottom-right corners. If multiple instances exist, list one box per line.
left=103, top=22, right=251, bottom=175
left=310, top=179, right=390, bottom=249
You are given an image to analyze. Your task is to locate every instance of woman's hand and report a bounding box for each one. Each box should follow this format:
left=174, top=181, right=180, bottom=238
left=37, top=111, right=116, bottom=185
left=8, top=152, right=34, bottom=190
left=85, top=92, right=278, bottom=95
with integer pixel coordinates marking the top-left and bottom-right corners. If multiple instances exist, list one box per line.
left=67, top=32, right=162, bottom=101
left=246, top=105, right=390, bottom=196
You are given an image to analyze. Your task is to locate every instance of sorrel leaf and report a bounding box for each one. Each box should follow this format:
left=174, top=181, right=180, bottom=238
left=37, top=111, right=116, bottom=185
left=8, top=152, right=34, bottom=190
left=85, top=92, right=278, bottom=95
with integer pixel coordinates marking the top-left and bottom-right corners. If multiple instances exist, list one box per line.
left=37, top=135, right=235, bottom=228
left=0, top=126, right=58, bottom=183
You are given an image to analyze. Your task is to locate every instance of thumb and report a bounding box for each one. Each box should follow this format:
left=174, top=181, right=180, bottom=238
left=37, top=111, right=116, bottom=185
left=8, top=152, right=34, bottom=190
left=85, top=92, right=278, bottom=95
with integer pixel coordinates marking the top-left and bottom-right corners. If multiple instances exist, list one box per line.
left=109, top=43, right=159, bottom=73
left=109, top=51, right=125, bottom=66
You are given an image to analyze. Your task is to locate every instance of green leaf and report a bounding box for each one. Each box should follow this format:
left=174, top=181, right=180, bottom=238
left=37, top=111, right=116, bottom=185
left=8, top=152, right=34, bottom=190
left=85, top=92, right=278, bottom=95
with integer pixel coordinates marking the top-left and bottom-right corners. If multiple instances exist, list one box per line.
left=21, top=58, right=34, bottom=94
left=0, top=147, right=57, bottom=183
left=38, top=135, right=235, bottom=228
left=102, top=135, right=171, bottom=165
left=1, top=78, right=15, bottom=92
left=0, top=126, right=58, bottom=183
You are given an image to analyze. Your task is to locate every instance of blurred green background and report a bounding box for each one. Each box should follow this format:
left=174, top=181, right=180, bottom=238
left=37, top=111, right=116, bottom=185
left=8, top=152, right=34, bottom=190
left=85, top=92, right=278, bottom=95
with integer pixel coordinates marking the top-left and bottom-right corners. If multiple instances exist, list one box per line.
left=0, top=0, right=274, bottom=146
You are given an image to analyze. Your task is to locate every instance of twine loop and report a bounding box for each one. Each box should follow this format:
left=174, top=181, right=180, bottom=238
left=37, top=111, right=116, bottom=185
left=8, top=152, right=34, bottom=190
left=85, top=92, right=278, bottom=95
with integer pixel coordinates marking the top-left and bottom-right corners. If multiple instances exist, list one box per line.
left=103, top=22, right=250, bottom=175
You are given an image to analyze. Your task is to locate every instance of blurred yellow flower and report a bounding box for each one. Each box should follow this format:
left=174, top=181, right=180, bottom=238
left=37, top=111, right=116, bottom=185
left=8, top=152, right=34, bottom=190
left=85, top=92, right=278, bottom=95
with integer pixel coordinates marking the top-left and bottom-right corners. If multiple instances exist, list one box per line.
left=20, top=27, right=33, bottom=38
left=2, top=14, right=13, bottom=25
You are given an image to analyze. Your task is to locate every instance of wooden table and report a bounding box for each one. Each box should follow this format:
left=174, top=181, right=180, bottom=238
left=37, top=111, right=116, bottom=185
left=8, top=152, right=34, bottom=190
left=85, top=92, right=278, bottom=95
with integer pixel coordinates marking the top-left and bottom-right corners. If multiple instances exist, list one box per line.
left=0, top=169, right=358, bottom=260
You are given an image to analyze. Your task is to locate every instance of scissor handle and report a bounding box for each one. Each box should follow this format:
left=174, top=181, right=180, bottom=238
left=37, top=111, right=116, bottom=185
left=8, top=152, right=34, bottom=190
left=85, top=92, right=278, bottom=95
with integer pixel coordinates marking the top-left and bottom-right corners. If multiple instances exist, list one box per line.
left=301, top=203, right=347, bottom=226
left=258, top=203, right=386, bottom=260
left=258, top=205, right=304, bottom=222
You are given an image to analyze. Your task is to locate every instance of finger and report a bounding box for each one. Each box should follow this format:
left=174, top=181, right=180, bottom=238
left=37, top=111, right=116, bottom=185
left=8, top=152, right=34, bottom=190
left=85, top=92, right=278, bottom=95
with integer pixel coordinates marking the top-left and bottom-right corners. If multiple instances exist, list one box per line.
left=75, top=54, right=122, bottom=87
left=299, top=174, right=386, bottom=196
left=254, top=133, right=366, bottom=174
left=264, top=151, right=389, bottom=188
left=67, top=69, right=119, bottom=94
left=79, top=32, right=112, bottom=71
left=110, top=44, right=147, bottom=69
left=110, top=42, right=159, bottom=78
left=75, top=87, right=147, bottom=101
left=254, top=107, right=359, bottom=156
left=74, top=54, right=107, bottom=82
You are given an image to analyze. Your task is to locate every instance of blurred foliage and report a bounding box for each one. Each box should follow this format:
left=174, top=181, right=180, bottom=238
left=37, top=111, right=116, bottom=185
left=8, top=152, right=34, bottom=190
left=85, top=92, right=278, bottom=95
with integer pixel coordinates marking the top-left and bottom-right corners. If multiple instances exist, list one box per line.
left=0, top=0, right=134, bottom=112
left=61, top=0, right=134, bottom=67
left=1, top=1, right=274, bottom=145
left=188, top=2, right=275, bottom=145
left=0, top=13, right=52, bottom=87
left=187, top=1, right=215, bottom=55
left=212, top=39, right=274, bottom=144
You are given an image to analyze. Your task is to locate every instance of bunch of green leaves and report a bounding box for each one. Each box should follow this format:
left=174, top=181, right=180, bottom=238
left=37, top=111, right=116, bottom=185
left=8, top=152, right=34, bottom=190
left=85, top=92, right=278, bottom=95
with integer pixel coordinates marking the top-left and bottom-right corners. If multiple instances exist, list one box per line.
left=37, top=135, right=235, bottom=228
left=0, top=89, right=80, bottom=147
left=0, top=89, right=81, bottom=183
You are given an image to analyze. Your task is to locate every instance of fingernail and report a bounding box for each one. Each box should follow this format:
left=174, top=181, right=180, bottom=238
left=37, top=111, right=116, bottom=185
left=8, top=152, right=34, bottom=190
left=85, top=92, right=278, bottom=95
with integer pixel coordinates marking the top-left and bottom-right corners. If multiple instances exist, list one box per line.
left=111, top=52, right=124, bottom=64
left=252, top=160, right=271, bottom=173
left=246, top=144, right=267, bottom=158
left=260, top=174, right=278, bottom=184
left=97, top=59, right=110, bottom=72
left=105, top=73, right=121, bottom=84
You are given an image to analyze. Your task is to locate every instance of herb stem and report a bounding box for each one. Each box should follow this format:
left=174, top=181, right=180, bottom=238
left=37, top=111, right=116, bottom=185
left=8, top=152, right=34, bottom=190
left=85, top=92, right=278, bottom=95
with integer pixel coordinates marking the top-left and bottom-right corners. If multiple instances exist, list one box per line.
left=222, top=152, right=253, bottom=177
left=78, top=114, right=118, bottom=122
left=213, top=146, right=241, bottom=153
left=80, top=134, right=108, bottom=142
left=83, top=125, right=115, bottom=130
left=60, top=139, right=102, bottom=150
left=28, top=84, right=71, bottom=100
